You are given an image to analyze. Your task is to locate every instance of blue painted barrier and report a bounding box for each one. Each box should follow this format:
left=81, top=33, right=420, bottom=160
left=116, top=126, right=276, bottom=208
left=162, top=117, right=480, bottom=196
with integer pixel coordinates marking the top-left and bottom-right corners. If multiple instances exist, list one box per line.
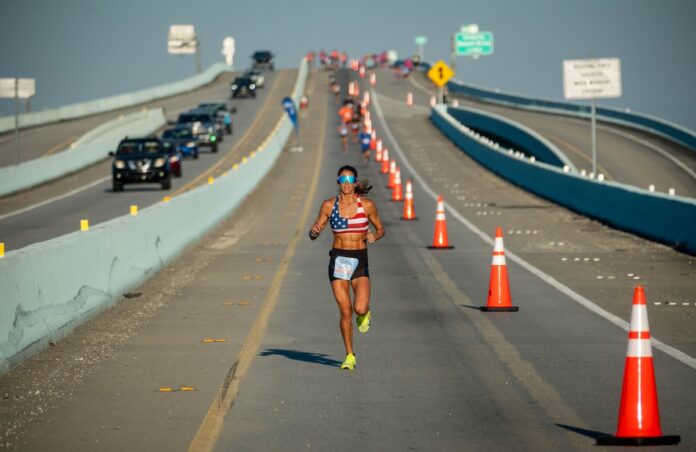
left=430, top=105, right=696, bottom=254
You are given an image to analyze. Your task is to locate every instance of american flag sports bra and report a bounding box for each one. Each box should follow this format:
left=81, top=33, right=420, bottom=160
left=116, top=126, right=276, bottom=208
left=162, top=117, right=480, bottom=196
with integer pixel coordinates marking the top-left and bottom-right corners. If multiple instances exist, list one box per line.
left=330, top=196, right=369, bottom=234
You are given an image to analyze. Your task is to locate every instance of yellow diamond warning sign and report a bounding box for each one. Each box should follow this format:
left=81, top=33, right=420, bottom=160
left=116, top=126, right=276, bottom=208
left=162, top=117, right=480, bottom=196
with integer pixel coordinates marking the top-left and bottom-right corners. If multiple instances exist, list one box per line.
left=427, top=61, right=455, bottom=87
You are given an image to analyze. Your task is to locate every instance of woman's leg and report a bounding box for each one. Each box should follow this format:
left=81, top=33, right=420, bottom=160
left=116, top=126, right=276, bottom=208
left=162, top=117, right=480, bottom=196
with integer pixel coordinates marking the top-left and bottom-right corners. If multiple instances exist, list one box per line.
left=351, top=277, right=371, bottom=316
left=331, top=280, right=354, bottom=355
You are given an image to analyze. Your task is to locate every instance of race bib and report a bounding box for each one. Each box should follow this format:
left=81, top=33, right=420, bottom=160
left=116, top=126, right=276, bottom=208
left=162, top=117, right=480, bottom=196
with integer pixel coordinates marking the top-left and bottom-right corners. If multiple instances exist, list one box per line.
left=333, top=256, right=359, bottom=280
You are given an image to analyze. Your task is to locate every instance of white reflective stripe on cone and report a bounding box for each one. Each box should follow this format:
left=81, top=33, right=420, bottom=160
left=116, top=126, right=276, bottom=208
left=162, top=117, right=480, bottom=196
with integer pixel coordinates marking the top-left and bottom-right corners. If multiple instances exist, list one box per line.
left=492, top=255, right=507, bottom=266
left=494, top=237, right=504, bottom=251
left=627, top=339, right=654, bottom=358
left=436, top=213, right=446, bottom=220
left=629, top=305, right=650, bottom=332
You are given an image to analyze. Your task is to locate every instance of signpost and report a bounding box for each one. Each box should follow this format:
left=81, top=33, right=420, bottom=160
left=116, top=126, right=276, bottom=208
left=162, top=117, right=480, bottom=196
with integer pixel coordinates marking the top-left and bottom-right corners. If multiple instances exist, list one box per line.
left=427, top=61, right=455, bottom=105
left=414, top=36, right=427, bottom=61
left=563, top=58, right=622, bottom=175
left=0, top=78, right=35, bottom=164
left=222, top=37, right=235, bottom=67
left=168, top=25, right=201, bottom=74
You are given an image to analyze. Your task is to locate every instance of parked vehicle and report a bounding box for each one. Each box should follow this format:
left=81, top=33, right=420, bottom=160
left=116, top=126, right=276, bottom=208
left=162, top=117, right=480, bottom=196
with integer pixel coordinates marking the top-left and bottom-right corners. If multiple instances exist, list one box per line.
left=110, top=138, right=171, bottom=191
left=161, top=126, right=200, bottom=159
left=251, top=50, right=274, bottom=70
left=230, top=76, right=257, bottom=99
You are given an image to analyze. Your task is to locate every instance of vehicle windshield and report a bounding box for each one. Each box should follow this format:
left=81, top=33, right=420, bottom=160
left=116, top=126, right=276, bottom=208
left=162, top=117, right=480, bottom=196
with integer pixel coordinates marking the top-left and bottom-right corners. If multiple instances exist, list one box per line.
left=178, top=114, right=211, bottom=123
left=254, top=52, right=272, bottom=60
left=117, top=141, right=162, bottom=155
left=163, top=129, right=193, bottom=139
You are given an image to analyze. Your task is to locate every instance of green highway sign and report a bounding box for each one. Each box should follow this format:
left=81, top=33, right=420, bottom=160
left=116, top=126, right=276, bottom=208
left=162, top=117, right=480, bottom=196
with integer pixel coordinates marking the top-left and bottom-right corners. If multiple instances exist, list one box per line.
left=455, top=31, right=494, bottom=56
left=414, top=36, right=427, bottom=46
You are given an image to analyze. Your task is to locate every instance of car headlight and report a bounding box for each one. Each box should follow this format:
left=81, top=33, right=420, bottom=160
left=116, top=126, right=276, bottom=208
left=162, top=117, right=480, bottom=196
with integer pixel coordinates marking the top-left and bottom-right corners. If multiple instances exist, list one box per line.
left=186, top=141, right=196, bottom=147
left=154, top=158, right=166, bottom=167
left=114, top=160, right=126, bottom=169
left=250, top=84, right=256, bottom=89
left=169, top=155, right=179, bottom=163
left=231, top=84, right=237, bottom=90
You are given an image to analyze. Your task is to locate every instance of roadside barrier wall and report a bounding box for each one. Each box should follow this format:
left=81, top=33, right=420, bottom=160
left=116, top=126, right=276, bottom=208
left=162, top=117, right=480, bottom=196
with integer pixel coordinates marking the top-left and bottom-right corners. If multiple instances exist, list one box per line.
left=445, top=78, right=696, bottom=152
left=446, top=107, right=575, bottom=170
left=0, top=63, right=233, bottom=133
left=0, top=59, right=307, bottom=375
left=431, top=105, right=696, bottom=254
left=0, top=109, right=166, bottom=197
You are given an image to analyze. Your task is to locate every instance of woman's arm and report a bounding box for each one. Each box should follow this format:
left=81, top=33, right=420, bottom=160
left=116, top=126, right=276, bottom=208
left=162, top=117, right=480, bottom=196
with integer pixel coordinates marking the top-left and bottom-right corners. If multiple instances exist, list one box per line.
left=363, top=198, right=385, bottom=243
left=309, top=199, right=332, bottom=240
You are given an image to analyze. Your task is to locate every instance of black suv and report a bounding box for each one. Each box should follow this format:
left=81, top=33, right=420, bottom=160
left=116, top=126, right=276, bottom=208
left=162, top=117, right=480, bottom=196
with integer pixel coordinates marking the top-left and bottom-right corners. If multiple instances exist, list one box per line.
left=230, top=76, right=257, bottom=99
left=251, top=50, right=274, bottom=70
left=176, top=110, right=222, bottom=152
left=110, top=138, right=171, bottom=191
left=197, top=102, right=234, bottom=134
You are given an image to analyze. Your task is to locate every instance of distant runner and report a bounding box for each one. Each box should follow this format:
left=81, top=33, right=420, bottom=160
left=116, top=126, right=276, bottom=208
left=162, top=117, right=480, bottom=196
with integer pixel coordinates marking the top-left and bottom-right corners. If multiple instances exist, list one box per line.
left=308, top=166, right=385, bottom=370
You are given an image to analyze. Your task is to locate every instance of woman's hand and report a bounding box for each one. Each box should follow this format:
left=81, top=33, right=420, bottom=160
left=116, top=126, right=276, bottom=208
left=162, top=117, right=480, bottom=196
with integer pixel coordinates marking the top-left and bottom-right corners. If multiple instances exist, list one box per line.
left=309, top=222, right=324, bottom=240
left=365, top=231, right=376, bottom=243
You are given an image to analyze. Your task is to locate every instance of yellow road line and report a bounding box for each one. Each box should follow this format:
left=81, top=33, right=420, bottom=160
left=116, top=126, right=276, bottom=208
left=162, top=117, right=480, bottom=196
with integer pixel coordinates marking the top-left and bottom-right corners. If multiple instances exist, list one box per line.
left=171, top=72, right=287, bottom=197
left=187, top=72, right=326, bottom=452
left=41, top=133, right=81, bottom=157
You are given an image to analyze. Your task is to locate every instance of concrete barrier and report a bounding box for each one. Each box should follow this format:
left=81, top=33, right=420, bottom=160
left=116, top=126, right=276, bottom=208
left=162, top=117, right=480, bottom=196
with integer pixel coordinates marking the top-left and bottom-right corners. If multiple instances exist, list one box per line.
left=0, top=109, right=166, bottom=197
left=0, top=63, right=233, bottom=134
left=431, top=105, right=696, bottom=254
left=0, top=59, right=308, bottom=375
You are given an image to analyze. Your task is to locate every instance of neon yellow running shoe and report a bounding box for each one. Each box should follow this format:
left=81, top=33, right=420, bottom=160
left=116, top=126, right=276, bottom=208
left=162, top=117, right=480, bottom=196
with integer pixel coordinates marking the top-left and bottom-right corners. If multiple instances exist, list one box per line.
left=341, top=353, right=356, bottom=370
left=357, top=311, right=371, bottom=333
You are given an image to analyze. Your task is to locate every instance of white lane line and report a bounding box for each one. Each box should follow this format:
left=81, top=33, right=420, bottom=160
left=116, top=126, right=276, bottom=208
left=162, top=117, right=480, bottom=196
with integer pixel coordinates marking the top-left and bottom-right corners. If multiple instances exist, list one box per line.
left=370, top=88, right=696, bottom=371
left=0, top=176, right=110, bottom=222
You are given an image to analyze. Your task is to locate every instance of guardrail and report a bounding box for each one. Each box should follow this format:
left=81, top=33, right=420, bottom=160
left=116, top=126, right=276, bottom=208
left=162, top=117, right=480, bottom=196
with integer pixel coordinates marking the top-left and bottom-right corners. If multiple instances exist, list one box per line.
left=0, top=62, right=233, bottom=134
left=0, top=109, right=166, bottom=197
left=431, top=105, right=696, bottom=254
left=0, top=59, right=308, bottom=375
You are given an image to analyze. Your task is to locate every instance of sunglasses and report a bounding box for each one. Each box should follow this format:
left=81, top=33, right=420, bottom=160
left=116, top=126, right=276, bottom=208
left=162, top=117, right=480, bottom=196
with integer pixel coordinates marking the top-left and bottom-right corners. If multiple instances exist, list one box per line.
left=337, top=175, right=356, bottom=184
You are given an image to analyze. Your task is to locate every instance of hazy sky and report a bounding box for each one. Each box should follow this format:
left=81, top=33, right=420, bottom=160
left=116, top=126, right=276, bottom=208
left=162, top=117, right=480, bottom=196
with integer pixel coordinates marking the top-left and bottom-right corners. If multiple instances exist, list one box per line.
left=1, top=0, right=695, bottom=130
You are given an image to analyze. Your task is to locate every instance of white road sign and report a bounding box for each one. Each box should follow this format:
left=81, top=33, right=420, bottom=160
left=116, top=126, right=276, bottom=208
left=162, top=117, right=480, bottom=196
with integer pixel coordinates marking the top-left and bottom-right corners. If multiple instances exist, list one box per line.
left=168, top=24, right=197, bottom=55
left=563, top=58, right=621, bottom=100
left=0, top=78, right=35, bottom=98
left=222, top=36, right=235, bottom=66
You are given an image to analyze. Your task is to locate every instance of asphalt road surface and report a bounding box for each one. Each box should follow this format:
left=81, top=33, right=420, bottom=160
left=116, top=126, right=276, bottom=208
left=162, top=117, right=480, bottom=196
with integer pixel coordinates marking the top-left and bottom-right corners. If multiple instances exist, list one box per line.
left=1, top=68, right=694, bottom=451
left=0, top=69, right=297, bottom=251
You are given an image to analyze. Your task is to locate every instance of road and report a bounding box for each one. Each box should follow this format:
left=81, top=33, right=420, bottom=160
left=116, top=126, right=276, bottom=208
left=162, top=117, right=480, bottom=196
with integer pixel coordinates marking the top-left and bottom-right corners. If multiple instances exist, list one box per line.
left=408, top=70, right=696, bottom=199
left=0, top=68, right=694, bottom=451
left=0, top=69, right=297, bottom=251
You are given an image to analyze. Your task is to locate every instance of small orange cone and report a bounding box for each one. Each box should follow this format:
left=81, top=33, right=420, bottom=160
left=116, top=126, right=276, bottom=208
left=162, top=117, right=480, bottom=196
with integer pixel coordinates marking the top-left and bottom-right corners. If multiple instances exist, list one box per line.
left=381, top=149, right=390, bottom=174
left=391, top=168, right=403, bottom=201
left=370, top=73, right=376, bottom=87
left=370, top=131, right=377, bottom=151
left=406, top=91, right=413, bottom=107
left=359, top=66, right=365, bottom=78
left=480, top=227, right=518, bottom=311
left=401, top=180, right=417, bottom=220
left=430, top=96, right=436, bottom=107
left=597, top=287, right=680, bottom=446
left=363, top=91, right=370, bottom=105
left=428, top=196, right=454, bottom=249
left=375, top=140, right=383, bottom=162
left=387, top=160, right=397, bottom=188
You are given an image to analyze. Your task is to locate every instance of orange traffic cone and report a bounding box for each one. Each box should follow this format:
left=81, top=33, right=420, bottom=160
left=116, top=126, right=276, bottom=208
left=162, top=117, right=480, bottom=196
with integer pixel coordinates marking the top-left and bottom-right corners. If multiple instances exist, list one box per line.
left=428, top=196, right=454, bottom=249
left=381, top=149, right=390, bottom=174
left=363, top=91, right=370, bottom=105
left=401, top=179, right=418, bottom=220
left=375, top=140, right=383, bottom=162
left=387, top=160, right=397, bottom=188
left=359, top=66, right=365, bottom=78
left=596, top=286, right=680, bottom=446
left=370, top=131, right=377, bottom=151
left=430, top=96, right=436, bottom=107
left=391, top=168, right=403, bottom=201
left=480, top=227, right=518, bottom=311
left=370, top=73, right=376, bottom=87
left=406, top=91, right=413, bottom=107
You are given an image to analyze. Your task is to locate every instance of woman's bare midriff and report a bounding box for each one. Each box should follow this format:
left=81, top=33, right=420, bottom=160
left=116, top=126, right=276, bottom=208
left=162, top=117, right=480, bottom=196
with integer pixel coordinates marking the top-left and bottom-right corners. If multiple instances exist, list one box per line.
left=332, top=232, right=367, bottom=250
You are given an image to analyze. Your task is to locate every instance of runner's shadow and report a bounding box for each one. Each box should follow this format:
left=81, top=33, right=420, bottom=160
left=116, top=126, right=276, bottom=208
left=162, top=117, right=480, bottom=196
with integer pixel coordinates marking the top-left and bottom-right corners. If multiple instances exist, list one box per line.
left=555, top=423, right=611, bottom=440
left=260, top=348, right=342, bottom=367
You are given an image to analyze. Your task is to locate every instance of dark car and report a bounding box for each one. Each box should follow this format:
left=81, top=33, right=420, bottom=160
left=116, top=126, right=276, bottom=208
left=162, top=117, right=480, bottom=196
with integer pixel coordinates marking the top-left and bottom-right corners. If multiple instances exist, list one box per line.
left=110, top=138, right=171, bottom=191
left=251, top=50, right=274, bottom=70
left=197, top=102, right=234, bottom=134
left=176, top=110, right=222, bottom=152
left=230, top=76, right=257, bottom=99
left=161, top=126, right=200, bottom=159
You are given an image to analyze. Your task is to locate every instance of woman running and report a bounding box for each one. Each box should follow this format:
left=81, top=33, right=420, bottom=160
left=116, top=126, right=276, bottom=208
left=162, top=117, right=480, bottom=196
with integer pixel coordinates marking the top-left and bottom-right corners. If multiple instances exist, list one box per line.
left=308, top=166, right=385, bottom=370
